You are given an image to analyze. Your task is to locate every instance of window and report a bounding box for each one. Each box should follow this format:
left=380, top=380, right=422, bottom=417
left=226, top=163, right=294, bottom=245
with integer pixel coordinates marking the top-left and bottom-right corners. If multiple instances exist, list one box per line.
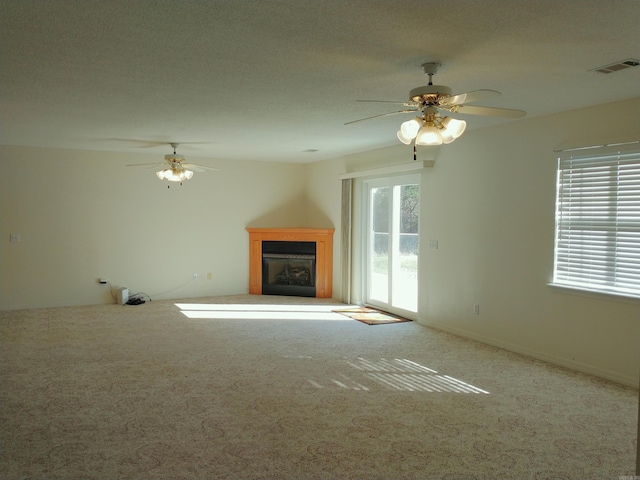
left=553, top=144, right=640, bottom=298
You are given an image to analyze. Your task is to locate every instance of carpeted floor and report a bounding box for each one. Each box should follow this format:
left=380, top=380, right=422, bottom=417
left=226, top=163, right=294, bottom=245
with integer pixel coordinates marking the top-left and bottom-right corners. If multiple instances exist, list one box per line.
left=0, top=294, right=637, bottom=479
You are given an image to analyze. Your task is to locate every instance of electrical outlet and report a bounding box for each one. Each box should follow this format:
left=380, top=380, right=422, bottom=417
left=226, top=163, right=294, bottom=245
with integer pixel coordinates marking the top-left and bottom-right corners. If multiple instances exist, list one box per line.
left=473, top=304, right=480, bottom=315
left=98, top=278, right=108, bottom=285
left=193, top=273, right=198, bottom=280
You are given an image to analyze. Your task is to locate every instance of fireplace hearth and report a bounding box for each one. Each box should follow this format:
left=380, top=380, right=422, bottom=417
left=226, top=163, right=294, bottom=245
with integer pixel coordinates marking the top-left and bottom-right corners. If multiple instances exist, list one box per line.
left=246, top=228, right=334, bottom=298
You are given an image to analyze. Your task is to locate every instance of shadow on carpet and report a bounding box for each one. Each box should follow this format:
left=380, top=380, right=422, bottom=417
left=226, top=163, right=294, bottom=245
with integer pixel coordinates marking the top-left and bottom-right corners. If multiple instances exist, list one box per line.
left=332, top=306, right=411, bottom=325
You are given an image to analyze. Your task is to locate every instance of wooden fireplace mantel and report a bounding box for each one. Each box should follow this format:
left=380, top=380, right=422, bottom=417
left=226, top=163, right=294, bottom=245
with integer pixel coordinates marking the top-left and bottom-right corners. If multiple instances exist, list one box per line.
left=246, top=227, right=334, bottom=298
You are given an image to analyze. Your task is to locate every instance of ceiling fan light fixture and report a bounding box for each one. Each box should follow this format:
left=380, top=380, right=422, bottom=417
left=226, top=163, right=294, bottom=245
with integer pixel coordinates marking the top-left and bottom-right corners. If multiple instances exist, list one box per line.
left=397, top=130, right=413, bottom=145
left=439, top=129, right=456, bottom=144
left=348, top=62, right=525, bottom=149
left=441, top=116, right=467, bottom=138
left=128, top=143, right=217, bottom=185
left=415, top=124, right=443, bottom=146
left=156, top=167, right=193, bottom=182
left=400, top=117, right=422, bottom=139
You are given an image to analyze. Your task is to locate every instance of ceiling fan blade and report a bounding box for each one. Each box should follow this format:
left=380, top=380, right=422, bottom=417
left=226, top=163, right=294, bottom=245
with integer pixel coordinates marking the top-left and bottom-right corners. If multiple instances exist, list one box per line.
left=183, top=163, right=220, bottom=173
left=440, top=89, right=501, bottom=106
left=345, top=109, right=417, bottom=125
left=452, top=104, right=526, bottom=118
left=110, top=139, right=173, bottom=148
left=170, top=142, right=217, bottom=147
left=357, top=99, right=414, bottom=105
left=111, top=139, right=216, bottom=149
left=126, top=162, right=164, bottom=167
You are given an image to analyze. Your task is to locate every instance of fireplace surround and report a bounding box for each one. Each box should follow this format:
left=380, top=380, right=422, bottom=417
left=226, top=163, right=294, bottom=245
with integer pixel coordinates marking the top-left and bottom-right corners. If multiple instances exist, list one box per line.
left=246, top=228, right=334, bottom=298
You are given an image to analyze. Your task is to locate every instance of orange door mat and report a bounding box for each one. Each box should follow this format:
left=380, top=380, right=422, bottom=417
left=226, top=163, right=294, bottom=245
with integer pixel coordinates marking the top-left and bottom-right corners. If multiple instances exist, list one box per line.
left=332, top=307, right=411, bottom=325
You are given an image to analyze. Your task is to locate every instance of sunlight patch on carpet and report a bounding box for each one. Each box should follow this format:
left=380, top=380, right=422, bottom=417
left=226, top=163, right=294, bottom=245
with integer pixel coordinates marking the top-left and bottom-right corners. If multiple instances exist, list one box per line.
left=305, top=357, right=489, bottom=394
left=349, top=357, right=490, bottom=394
left=175, top=303, right=352, bottom=321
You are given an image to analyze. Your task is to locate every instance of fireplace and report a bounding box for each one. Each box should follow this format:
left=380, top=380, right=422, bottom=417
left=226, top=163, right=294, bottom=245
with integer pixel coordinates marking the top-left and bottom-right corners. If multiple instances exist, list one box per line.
left=262, top=241, right=316, bottom=297
left=246, top=228, right=334, bottom=298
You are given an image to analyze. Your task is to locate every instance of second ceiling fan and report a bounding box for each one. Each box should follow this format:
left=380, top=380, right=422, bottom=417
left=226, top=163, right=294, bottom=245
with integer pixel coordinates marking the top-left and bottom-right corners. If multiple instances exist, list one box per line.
left=126, top=143, right=220, bottom=187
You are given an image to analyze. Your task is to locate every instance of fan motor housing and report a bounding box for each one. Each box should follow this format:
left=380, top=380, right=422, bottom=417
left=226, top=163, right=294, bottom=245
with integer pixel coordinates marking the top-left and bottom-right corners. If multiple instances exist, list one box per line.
left=165, top=153, right=185, bottom=163
left=410, top=85, right=452, bottom=104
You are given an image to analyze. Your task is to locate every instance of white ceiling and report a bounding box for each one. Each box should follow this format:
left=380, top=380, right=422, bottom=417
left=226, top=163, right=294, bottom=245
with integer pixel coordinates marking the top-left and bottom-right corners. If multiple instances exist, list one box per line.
left=1, top=0, right=639, bottom=163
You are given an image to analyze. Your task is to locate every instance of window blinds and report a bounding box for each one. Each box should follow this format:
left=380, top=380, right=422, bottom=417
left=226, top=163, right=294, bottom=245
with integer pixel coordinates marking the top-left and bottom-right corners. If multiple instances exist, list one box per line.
left=553, top=145, right=640, bottom=298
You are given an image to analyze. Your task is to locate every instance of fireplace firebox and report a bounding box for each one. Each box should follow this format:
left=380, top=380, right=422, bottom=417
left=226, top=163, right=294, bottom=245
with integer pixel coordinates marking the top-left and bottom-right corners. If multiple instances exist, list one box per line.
left=246, top=228, right=334, bottom=298
left=262, top=241, right=316, bottom=297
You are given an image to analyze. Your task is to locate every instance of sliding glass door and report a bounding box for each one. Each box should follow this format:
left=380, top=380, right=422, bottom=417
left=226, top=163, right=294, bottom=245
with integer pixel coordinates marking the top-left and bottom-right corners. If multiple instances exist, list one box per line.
left=365, top=175, right=419, bottom=314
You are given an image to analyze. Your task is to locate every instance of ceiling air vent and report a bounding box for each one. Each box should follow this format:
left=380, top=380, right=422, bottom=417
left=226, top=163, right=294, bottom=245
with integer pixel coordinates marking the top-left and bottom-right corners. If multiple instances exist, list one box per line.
left=591, top=58, right=640, bottom=74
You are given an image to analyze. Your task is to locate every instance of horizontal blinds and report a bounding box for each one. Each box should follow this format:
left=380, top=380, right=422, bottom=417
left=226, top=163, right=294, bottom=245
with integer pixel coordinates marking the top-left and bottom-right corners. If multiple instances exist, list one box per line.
left=554, top=146, right=640, bottom=297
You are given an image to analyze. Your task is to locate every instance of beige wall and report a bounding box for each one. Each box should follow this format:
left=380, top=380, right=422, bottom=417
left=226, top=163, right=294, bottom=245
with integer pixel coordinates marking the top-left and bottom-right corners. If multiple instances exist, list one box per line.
left=306, top=98, right=640, bottom=386
left=0, top=147, right=308, bottom=309
left=1, top=98, right=638, bottom=386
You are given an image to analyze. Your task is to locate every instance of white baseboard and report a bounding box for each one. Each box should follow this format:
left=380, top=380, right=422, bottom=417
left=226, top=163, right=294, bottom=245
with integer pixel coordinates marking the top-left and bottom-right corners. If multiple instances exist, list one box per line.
left=422, top=321, right=638, bottom=388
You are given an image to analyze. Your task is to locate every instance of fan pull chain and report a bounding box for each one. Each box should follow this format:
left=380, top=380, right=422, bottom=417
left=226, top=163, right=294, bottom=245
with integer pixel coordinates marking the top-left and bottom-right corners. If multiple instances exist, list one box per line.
left=413, top=144, right=417, bottom=161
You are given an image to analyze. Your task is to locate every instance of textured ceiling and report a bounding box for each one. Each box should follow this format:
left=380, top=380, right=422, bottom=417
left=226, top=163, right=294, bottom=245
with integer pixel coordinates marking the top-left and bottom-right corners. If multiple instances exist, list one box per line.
left=1, top=0, right=639, bottom=163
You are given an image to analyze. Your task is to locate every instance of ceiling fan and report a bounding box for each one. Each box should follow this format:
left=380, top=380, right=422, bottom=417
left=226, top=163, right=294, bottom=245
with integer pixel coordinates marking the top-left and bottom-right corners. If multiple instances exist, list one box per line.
left=126, top=143, right=220, bottom=187
left=346, top=62, right=526, bottom=147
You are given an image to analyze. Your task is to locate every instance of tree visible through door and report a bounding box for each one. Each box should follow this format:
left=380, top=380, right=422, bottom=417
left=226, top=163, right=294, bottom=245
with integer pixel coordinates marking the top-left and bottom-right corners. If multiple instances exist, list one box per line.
left=366, top=176, right=419, bottom=314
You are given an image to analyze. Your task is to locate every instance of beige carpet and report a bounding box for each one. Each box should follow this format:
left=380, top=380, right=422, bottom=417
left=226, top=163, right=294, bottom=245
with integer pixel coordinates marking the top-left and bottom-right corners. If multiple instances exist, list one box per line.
left=0, top=294, right=636, bottom=479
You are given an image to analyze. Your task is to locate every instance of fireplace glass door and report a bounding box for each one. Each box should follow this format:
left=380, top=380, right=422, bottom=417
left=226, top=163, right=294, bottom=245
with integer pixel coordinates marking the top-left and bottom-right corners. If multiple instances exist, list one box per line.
left=262, top=241, right=316, bottom=297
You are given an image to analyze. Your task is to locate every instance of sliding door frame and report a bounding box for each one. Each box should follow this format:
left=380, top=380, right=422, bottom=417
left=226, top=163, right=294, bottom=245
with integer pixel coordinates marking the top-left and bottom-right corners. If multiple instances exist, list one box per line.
left=362, top=173, right=420, bottom=319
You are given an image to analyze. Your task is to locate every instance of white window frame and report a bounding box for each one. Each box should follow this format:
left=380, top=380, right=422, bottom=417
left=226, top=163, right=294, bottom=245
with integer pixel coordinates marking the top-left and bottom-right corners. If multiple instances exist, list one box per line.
left=551, top=143, right=640, bottom=300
